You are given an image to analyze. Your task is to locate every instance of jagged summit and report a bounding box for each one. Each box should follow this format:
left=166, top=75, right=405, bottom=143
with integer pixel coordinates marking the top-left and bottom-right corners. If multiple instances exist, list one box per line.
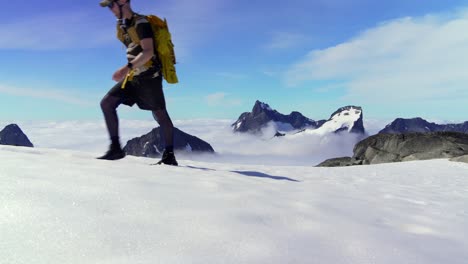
left=251, top=100, right=274, bottom=115
left=232, top=100, right=319, bottom=134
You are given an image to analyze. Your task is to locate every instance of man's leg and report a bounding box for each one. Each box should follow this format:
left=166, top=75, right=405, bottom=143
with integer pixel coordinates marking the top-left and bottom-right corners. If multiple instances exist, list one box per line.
left=101, top=94, right=122, bottom=144
left=152, top=109, right=177, bottom=165
left=152, top=109, right=174, bottom=150
left=98, top=94, right=125, bottom=160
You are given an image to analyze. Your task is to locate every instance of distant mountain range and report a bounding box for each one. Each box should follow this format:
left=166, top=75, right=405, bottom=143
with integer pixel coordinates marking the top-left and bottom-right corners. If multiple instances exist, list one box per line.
left=232, top=101, right=468, bottom=138
left=2, top=106, right=468, bottom=161
left=379, top=117, right=468, bottom=134
left=232, top=100, right=365, bottom=136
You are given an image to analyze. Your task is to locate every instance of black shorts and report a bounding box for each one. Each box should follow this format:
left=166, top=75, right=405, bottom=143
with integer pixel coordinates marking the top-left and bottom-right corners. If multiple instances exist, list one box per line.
left=106, top=74, right=166, bottom=111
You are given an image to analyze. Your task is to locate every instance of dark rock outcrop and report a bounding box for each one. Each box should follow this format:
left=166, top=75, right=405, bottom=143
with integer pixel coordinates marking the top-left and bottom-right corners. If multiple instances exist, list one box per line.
left=380, top=117, right=468, bottom=134
left=124, top=127, right=214, bottom=158
left=316, top=157, right=363, bottom=167
left=450, top=155, right=468, bottom=164
left=317, top=131, right=468, bottom=167
left=0, top=124, right=34, bottom=147
left=232, top=100, right=321, bottom=134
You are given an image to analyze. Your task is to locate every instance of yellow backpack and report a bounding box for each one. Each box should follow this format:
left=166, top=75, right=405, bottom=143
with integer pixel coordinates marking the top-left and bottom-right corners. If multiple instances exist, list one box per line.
left=117, top=15, right=178, bottom=84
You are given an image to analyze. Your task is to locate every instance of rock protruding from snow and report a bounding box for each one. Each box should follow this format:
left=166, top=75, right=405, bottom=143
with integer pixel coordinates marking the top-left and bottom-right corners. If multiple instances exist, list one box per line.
left=124, top=127, right=214, bottom=158
left=450, top=154, right=468, bottom=164
left=316, top=157, right=363, bottom=167
left=318, top=131, right=468, bottom=166
left=379, top=117, right=468, bottom=134
left=232, top=100, right=321, bottom=134
left=0, top=124, right=34, bottom=147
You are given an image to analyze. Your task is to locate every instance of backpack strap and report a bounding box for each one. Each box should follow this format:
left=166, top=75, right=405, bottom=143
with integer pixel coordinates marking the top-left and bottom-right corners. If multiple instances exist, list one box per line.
left=116, top=13, right=147, bottom=44
left=116, top=24, right=125, bottom=43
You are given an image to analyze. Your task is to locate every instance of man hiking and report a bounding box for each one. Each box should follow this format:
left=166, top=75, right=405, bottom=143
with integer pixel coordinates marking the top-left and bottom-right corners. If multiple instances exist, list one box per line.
left=98, top=0, right=178, bottom=166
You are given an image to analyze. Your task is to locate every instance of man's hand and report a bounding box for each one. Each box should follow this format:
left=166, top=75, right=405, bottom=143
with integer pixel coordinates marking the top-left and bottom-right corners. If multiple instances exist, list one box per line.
left=112, top=65, right=130, bottom=82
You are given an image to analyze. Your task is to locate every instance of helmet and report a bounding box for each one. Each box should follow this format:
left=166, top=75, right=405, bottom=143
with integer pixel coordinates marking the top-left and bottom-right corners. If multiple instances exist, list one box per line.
left=99, top=0, right=116, bottom=7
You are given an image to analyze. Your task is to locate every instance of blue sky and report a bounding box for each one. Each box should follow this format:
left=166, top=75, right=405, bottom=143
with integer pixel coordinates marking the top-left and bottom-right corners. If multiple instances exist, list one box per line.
left=1, top=0, right=468, bottom=122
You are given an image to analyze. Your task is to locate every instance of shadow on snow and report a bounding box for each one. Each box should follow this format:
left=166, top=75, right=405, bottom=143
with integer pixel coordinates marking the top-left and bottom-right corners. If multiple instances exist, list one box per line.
left=184, top=166, right=299, bottom=182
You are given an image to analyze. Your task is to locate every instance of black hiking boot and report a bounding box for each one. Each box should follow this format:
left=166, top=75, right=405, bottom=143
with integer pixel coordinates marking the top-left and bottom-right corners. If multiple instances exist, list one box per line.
left=156, top=150, right=178, bottom=166
left=97, top=144, right=126, bottom=160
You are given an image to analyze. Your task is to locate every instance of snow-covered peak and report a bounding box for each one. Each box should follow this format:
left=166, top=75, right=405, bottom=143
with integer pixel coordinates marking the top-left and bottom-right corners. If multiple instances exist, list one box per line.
left=330, top=106, right=362, bottom=123
left=303, top=106, right=363, bottom=136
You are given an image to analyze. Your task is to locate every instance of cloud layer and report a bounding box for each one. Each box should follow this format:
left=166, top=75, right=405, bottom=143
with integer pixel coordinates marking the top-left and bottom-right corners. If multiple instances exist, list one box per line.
left=0, top=119, right=386, bottom=166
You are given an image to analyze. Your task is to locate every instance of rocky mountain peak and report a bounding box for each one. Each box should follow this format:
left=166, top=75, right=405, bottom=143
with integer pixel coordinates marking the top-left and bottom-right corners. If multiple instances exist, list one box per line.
left=0, top=124, right=34, bottom=147
left=232, top=100, right=319, bottom=134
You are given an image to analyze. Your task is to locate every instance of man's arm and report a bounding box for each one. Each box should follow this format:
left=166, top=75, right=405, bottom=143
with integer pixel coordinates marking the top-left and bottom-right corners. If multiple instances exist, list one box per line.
left=128, top=37, right=154, bottom=68
left=112, top=38, right=154, bottom=82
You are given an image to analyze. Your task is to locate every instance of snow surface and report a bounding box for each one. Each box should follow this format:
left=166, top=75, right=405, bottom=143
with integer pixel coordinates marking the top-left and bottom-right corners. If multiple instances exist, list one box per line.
left=1, top=145, right=468, bottom=264
left=305, top=107, right=361, bottom=136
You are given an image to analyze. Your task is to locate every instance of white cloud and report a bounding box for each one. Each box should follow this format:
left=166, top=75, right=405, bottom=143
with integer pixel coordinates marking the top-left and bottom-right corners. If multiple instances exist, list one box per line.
left=260, top=67, right=285, bottom=78
left=205, top=93, right=242, bottom=107
left=188, top=121, right=361, bottom=165
left=205, top=92, right=227, bottom=105
left=265, top=32, right=310, bottom=50
left=261, top=70, right=277, bottom=77
left=285, top=9, right=468, bottom=104
left=0, top=11, right=114, bottom=50
left=0, top=84, right=94, bottom=106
